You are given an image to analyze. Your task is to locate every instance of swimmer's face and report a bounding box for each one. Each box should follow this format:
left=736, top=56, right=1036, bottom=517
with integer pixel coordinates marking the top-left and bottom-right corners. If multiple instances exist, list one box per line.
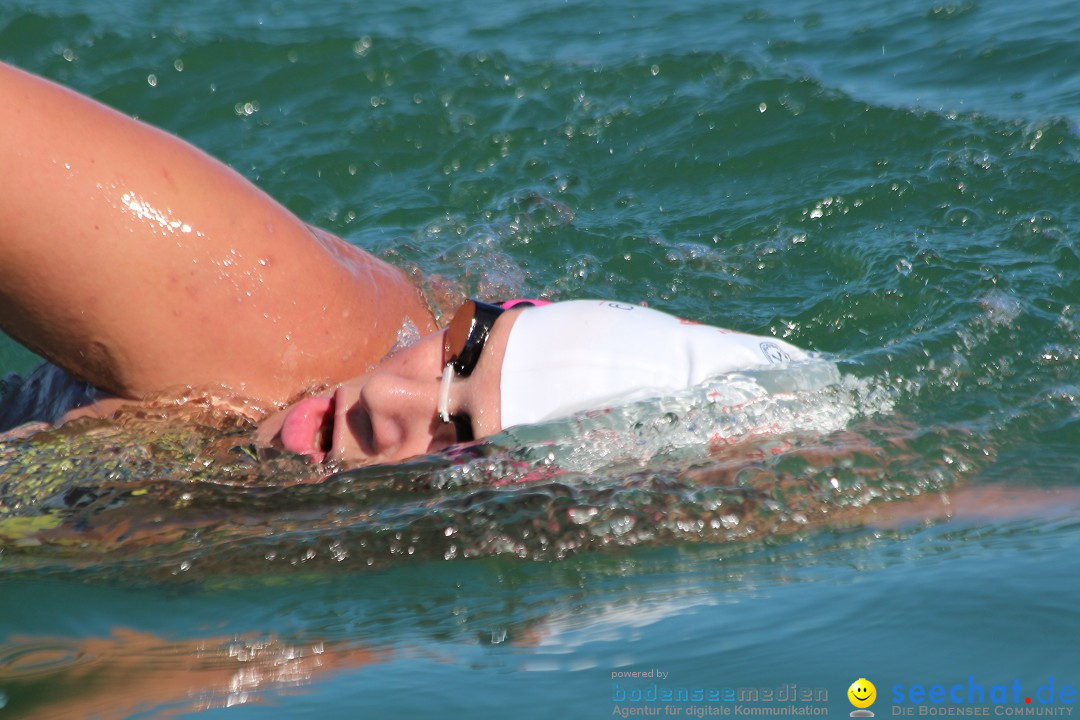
left=256, top=308, right=523, bottom=466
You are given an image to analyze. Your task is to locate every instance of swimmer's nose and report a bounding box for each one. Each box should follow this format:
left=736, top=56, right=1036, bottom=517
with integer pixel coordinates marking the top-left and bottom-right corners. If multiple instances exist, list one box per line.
left=347, top=372, right=441, bottom=460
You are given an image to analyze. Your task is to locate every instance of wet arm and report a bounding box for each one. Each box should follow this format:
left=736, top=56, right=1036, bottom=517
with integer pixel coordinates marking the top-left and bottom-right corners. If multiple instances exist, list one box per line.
left=0, top=62, right=434, bottom=405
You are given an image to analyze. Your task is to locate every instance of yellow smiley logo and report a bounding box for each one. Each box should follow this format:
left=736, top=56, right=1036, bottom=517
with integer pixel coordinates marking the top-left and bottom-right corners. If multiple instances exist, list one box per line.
left=848, top=678, right=877, bottom=709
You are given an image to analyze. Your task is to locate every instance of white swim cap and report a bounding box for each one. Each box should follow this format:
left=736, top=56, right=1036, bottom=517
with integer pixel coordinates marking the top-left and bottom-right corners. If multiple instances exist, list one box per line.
left=499, top=300, right=811, bottom=429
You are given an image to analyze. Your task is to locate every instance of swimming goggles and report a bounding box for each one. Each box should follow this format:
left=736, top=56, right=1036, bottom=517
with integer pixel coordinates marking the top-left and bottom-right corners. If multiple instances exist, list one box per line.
left=437, top=299, right=506, bottom=442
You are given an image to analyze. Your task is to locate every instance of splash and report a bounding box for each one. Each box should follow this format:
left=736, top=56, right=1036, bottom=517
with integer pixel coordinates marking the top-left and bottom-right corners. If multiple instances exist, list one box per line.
left=493, top=359, right=886, bottom=472
left=0, top=354, right=983, bottom=583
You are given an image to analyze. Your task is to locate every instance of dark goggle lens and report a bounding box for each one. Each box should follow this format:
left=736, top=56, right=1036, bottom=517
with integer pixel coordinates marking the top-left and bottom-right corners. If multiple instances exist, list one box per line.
left=450, top=413, right=474, bottom=443
left=444, top=300, right=505, bottom=377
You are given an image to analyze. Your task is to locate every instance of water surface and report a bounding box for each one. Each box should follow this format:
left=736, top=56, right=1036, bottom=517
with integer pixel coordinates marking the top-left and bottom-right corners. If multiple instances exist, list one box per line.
left=1, top=0, right=1078, bottom=717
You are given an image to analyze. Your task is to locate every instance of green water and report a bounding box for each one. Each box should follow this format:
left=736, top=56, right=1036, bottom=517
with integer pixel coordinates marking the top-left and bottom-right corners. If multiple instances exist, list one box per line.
left=1, top=0, right=1079, bottom=717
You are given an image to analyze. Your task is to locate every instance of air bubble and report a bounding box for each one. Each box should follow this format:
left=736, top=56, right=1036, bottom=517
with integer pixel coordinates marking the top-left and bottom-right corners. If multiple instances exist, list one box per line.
left=568, top=507, right=598, bottom=524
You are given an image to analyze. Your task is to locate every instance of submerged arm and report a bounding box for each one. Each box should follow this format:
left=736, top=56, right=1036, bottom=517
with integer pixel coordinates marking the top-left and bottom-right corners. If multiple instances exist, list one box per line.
left=0, top=62, right=434, bottom=406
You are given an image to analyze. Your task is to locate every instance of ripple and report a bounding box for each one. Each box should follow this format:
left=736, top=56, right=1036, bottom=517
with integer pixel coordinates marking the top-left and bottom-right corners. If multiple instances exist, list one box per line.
left=0, top=640, right=93, bottom=679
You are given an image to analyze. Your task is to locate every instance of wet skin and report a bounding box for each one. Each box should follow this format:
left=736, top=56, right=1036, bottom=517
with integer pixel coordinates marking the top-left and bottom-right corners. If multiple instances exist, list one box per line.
left=255, top=308, right=525, bottom=466
left=0, top=62, right=437, bottom=407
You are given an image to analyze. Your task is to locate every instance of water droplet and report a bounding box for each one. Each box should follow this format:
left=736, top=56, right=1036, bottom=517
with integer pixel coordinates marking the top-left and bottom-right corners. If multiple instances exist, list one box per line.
left=609, top=515, right=636, bottom=536
left=568, top=507, right=598, bottom=524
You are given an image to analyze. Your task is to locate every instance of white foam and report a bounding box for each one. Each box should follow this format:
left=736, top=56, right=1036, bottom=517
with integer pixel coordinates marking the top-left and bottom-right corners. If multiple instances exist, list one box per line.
left=497, top=359, right=893, bottom=472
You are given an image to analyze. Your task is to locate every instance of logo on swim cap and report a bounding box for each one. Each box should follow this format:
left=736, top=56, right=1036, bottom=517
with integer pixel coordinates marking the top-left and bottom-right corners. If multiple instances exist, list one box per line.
left=760, top=342, right=790, bottom=364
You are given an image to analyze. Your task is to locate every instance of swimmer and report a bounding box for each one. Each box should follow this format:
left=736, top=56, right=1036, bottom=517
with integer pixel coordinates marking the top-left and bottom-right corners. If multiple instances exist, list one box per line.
left=0, top=62, right=816, bottom=465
